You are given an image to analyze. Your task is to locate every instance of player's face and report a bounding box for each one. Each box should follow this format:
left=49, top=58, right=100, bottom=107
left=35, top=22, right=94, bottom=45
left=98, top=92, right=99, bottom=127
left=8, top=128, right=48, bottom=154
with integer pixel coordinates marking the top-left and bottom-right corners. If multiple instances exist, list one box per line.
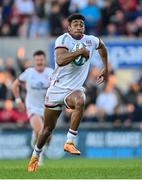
left=34, top=55, right=46, bottom=72
left=68, top=19, right=85, bottom=39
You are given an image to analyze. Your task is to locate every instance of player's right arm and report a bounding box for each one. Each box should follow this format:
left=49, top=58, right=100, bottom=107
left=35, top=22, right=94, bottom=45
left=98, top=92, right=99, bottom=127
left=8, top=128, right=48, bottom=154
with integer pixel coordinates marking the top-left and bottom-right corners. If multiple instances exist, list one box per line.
left=55, top=34, right=89, bottom=66
left=56, top=48, right=89, bottom=66
left=12, top=70, right=27, bottom=112
left=12, top=79, right=26, bottom=112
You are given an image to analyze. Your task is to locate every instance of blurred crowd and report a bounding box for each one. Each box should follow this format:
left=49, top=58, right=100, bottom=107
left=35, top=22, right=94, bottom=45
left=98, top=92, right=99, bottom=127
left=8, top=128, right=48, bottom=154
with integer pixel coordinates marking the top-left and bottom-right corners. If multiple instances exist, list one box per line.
left=0, top=46, right=142, bottom=129
left=0, top=47, right=31, bottom=125
left=0, top=0, right=142, bottom=38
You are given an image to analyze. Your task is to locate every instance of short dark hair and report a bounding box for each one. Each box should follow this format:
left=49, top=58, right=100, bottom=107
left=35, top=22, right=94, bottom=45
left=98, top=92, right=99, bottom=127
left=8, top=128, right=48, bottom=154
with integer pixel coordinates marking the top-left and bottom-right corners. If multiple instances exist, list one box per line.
left=68, top=13, right=85, bottom=23
left=33, top=50, right=46, bottom=57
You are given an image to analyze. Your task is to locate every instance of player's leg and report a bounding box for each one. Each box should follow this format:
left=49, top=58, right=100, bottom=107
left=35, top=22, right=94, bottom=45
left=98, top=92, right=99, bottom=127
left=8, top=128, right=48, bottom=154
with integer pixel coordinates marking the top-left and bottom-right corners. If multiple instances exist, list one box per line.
left=29, top=115, right=46, bottom=165
left=64, top=90, right=85, bottom=155
left=36, top=107, right=61, bottom=148
left=30, top=115, right=43, bottom=147
left=30, top=114, right=52, bottom=146
left=28, top=107, right=61, bottom=172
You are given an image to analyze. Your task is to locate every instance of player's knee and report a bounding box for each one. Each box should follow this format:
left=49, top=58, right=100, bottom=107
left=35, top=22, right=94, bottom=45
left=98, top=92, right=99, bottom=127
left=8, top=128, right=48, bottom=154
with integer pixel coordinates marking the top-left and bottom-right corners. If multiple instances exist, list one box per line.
left=36, top=127, right=43, bottom=135
left=75, top=97, right=85, bottom=109
left=42, top=127, right=52, bottom=137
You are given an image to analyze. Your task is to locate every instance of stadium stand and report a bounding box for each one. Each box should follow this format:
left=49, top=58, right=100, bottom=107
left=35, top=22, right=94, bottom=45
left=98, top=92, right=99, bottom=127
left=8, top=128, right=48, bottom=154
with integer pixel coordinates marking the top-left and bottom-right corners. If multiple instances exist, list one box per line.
left=0, top=0, right=142, bottom=129
left=0, top=0, right=142, bottom=37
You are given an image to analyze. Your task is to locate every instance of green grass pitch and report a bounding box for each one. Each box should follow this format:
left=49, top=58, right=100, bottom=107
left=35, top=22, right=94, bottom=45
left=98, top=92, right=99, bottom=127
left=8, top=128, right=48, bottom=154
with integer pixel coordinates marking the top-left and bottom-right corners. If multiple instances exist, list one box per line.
left=0, top=158, right=141, bottom=179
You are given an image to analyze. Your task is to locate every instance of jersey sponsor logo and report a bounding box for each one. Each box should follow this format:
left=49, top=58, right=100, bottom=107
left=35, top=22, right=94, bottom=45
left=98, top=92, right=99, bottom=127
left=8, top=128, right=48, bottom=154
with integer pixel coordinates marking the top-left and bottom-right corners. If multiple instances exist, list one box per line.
left=31, top=82, right=47, bottom=90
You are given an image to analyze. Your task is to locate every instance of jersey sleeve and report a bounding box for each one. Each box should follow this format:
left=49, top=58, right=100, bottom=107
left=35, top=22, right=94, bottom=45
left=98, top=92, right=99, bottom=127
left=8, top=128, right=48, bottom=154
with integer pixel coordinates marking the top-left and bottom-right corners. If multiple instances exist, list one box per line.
left=91, top=36, right=101, bottom=50
left=18, top=69, right=29, bottom=82
left=55, top=34, right=71, bottom=51
left=48, top=68, right=54, bottom=79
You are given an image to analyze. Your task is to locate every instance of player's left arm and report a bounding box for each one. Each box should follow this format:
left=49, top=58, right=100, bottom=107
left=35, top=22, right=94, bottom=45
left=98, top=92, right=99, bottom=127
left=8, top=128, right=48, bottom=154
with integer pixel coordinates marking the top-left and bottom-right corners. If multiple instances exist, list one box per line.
left=96, top=39, right=108, bottom=84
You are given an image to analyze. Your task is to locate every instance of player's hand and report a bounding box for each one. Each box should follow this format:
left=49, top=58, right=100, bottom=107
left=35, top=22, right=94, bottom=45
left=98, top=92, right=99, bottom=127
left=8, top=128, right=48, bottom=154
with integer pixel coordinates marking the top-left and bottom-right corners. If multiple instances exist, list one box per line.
left=96, top=68, right=108, bottom=85
left=80, top=47, right=90, bottom=59
left=17, top=102, right=26, bottom=112
left=15, top=98, right=26, bottom=112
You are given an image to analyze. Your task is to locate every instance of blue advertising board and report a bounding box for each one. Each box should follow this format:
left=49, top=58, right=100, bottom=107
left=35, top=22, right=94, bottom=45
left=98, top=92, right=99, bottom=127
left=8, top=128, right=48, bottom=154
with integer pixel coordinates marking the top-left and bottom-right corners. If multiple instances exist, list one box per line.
left=49, top=39, right=142, bottom=69
left=0, top=130, right=142, bottom=159
left=106, top=40, right=142, bottom=69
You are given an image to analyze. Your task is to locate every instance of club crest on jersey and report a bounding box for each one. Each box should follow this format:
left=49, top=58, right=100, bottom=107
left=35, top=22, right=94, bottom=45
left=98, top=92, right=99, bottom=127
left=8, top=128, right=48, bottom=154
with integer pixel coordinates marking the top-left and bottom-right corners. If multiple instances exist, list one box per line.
left=86, top=40, right=92, bottom=46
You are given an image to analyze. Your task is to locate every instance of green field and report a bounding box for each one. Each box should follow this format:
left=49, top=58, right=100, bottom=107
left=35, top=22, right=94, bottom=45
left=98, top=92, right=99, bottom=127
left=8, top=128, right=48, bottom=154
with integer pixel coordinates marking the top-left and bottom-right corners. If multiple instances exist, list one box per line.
left=0, top=158, right=142, bottom=179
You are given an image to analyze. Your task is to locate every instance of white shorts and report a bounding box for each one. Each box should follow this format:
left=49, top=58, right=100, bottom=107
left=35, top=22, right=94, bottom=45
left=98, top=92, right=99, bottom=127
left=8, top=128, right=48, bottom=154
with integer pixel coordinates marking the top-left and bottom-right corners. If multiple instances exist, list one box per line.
left=45, top=85, right=85, bottom=111
left=26, top=106, right=44, bottom=118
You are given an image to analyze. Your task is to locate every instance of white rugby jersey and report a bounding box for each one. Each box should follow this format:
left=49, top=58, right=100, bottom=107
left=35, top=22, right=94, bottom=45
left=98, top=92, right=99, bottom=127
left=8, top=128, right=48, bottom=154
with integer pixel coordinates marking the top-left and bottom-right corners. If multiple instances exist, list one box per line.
left=50, top=32, right=100, bottom=91
left=19, top=67, right=53, bottom=110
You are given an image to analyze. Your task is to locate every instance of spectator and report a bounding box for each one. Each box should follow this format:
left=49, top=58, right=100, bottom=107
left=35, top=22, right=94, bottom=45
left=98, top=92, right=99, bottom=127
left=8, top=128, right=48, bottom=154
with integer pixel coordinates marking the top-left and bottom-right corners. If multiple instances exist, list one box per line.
left=0, top=5, right=2, bottom=26
left=124, top=82, right=140, bottom=105
left=0, top=99, right=17, bottom=123
left=125, top=21, right=137, bottom=37
left=80, top=0, right=101, bottom=35
left=58, top=0, right=70, bottom=17
left=101, top=0, right=121, bottom=34
left=5, top=71, right=15, bottom=100
left=85, top=67, right=99, bottom=107
left=0, top=58, right=5, bottom=71
left=18, top=17, right=29, bottom=37
left=105, top=23, right=120, bottom=37
left=15, top=0, right=34, bottom=15
left=2, top=0, right=13, bottom=23
left=61, top=17, right=68, bottom=33
left=119, top=0, right=137, bottom=12
left=96, top=72, right=119, bottom=123
left=111, top=10, right=126, bottom=35
left=48, top=2, right=63, bottom=36
left=138, top=76, right=142, bottom=92
left=34, top=0, right=46, bottom=18
left=5, top=57, right=16, bottom=78
left=83, top=104, right=98, bottom=123
left=134, top=93, right=142, bottom=123
left=96, top=85, right=118, bottom=116
left=28, top=15, right=49, bottom=38
left=69, top=0, right=88, bottom=13
left=10, top=15, right=20, bottom=36
left=0, top=72, right=8, bottom=101
left=136, top=17, right=142, bottom=37
left=0, top=23, right=11, bottom=36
